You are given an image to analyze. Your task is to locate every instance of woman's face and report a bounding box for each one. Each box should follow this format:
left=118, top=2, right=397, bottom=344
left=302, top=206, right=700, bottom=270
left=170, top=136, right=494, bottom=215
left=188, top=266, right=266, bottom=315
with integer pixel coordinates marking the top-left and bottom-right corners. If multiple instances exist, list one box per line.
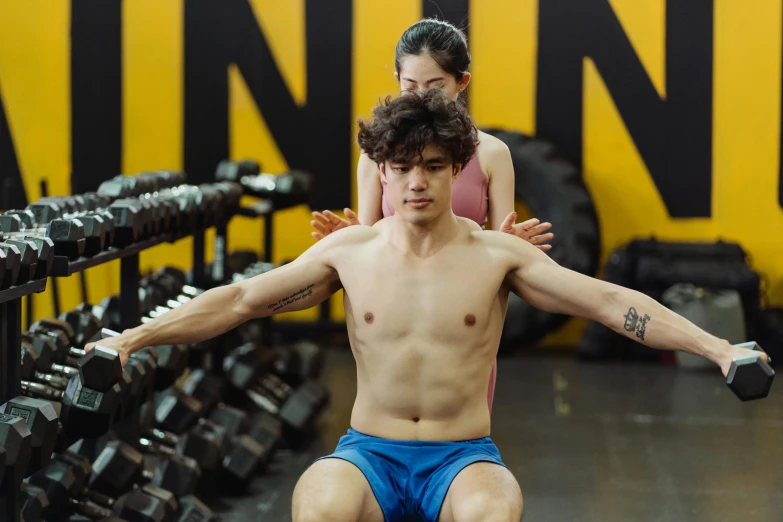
left=396, top=54, right=470, bottom=102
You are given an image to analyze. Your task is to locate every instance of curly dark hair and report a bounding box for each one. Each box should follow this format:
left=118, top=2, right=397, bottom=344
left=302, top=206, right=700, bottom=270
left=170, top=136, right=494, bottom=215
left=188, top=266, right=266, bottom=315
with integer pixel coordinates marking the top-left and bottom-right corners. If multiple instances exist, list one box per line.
left=357, top=89, right=478, bottom=168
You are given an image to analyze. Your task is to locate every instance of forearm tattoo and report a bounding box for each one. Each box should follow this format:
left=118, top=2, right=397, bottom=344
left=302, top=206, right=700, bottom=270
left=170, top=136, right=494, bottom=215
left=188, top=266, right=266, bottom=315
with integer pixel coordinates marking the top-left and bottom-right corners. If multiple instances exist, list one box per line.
left=269, top=284, right=315, bottom=312
left=623, top=307, right=651, bottom=341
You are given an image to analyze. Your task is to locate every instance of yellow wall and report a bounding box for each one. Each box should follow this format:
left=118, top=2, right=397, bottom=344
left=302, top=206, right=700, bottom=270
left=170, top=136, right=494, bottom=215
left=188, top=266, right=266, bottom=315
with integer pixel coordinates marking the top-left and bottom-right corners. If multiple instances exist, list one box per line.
left=1, top=1, right=782, bottom=343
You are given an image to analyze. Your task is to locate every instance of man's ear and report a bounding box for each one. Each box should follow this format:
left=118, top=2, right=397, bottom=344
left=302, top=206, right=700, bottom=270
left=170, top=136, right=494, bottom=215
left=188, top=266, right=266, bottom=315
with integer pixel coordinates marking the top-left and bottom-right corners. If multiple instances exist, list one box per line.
left=452, top=163, right=463, bottom=181
left=379, top=162, right=388, bottom=183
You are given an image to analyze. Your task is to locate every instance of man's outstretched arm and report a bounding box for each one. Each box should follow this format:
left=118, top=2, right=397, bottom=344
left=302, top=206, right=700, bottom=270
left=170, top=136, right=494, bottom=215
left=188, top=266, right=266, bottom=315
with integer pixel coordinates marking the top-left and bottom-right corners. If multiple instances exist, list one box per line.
left=502, top=235, right=767, bottom=375
left=86, top=234, right=343, bottom=364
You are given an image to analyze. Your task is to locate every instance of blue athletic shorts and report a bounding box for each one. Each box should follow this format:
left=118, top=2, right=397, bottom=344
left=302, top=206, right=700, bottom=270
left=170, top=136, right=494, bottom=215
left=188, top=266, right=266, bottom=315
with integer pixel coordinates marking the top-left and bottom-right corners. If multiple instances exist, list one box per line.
left=315, top=428, right=507, bottom=521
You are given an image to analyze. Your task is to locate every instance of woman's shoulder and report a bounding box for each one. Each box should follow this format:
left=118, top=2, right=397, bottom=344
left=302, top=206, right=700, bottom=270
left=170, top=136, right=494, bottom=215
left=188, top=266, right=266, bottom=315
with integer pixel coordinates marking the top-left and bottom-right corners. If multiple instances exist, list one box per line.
left=476, top=130, right=510, bottom=157
left=475, top=130, right=512, bottom=180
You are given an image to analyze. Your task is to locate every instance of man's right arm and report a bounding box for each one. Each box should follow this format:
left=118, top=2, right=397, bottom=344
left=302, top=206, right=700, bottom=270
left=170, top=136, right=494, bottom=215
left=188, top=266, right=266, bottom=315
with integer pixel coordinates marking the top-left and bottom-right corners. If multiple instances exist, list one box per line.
left=87, top=230, right=348, bottom=364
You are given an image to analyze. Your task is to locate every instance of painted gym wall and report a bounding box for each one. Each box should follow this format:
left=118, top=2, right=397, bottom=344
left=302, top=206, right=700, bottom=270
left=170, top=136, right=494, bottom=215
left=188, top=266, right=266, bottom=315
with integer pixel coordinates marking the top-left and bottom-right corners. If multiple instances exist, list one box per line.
left=0, top=1, right=782, bottom=345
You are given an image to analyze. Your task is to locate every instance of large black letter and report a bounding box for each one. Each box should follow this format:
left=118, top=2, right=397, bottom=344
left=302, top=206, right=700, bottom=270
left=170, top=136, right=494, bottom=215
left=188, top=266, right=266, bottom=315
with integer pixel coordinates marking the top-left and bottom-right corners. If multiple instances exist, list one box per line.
left=537, top=0, right=713, bottom=218
left=0, top=91, right=26, bottom=207
left=422, top=0, right=470, bottom=40
left=70, top=0, right=123, bottom=195
left=184, top=0, right=353, bottom=210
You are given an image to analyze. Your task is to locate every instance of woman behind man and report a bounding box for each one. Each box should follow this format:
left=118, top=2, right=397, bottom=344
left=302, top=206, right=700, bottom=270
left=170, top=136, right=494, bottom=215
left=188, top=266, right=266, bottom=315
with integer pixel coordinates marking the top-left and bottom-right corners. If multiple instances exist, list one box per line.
left=311, top=19, right=554, bottom=411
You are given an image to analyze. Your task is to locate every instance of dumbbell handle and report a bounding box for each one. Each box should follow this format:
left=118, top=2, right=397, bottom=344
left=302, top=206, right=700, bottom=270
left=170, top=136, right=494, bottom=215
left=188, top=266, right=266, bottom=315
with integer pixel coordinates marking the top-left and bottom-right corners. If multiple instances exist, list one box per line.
left=21, top=380, right=64, bottom=401
left=70, top=497, right=113, bottom=519
left=139, top=437, right=178, bottom=457
left=30, top=369, right=69, bottom=390
left=732, top=342, right=774, bottom=366
left=50, top=361, right=79, bottom=379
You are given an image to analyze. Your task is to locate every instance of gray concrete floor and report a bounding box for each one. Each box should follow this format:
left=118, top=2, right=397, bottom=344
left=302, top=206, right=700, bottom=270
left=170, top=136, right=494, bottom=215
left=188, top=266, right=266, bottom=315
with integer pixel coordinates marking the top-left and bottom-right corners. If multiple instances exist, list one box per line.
left=215, top=346, right=783, bottom=521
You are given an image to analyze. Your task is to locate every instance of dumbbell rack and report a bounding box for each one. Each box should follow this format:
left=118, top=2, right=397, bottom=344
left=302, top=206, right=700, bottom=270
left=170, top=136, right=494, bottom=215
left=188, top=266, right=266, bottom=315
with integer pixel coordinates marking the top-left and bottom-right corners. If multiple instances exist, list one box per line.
left=0, top=279, right=47, bottom=522
left=0, top=228, right=208, bottom=521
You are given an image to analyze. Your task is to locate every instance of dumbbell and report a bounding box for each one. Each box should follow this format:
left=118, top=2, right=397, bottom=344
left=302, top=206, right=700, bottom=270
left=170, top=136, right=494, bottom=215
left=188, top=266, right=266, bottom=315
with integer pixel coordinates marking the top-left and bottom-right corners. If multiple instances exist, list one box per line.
left=216, top=160, right=312, bottom=209
left=148, top=389, right=268, bottom=487
left=0, top=209, right=86, bottom=261
left=726, top=341, right=775, bottom=401
left=29, top=318, right=123, bottom=391
left=19, top=378, right=122, bottom=442
left=0, top=236, right=38, bottom=285
left=0, top=396, right=57, bottom=481
left=222, top=343, right=327, bottom=446
left=0, top=240, right=20, bottom=289
left=20, top=482, right=50, bottom=522
left=29, top=456, right=185, bottom=522
left=21, top=343, right=70, bottom=390
left=89, top=439, right=200, bottom=499
left=0, top=231, right=54, bottom=281
left=26, top=199, right=108, bottom=257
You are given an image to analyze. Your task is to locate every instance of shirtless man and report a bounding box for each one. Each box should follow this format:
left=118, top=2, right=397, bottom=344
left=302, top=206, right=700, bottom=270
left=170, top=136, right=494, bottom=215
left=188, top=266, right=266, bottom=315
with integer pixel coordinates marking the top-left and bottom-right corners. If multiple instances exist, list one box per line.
left=88, top=89, right=767, bottom=522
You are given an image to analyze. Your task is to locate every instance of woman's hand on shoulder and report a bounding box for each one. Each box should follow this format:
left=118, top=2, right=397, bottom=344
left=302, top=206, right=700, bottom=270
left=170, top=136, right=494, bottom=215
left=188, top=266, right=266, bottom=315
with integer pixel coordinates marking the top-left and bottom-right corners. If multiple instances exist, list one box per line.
left=311, top=208, right=360, bottom=241
left=498, top=211, right=554, bottom=252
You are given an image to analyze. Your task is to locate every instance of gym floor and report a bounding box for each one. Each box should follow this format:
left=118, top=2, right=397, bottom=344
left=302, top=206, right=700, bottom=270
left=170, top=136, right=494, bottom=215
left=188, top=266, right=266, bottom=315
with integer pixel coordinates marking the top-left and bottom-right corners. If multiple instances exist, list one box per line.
left=214, top=346, right=783, bottom=522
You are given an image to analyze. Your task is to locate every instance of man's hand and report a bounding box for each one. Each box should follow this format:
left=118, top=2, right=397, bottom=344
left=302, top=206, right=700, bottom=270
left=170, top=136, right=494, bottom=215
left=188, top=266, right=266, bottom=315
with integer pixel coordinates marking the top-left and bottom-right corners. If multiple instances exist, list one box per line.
left=717, top=344, right=772, bottom=378
left=84, top=333, right=134, bottom=367
left=311, top=208, right=360, bottom=241
left=499, top=212, right=554, bottom=251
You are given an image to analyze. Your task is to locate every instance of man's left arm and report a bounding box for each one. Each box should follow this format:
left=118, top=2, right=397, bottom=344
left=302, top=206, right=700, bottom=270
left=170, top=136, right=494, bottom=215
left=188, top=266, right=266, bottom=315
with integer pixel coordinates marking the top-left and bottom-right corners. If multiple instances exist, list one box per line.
left=503, top=236, right=766, bottom=375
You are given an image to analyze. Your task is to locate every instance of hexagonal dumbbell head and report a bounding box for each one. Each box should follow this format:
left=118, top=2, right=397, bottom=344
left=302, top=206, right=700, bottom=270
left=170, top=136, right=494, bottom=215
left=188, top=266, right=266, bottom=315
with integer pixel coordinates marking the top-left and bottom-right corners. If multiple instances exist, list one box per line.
left=151, top=453, right=201, bottom=497
left=0, top=213, right=24, bottom=234
left=726, top=342, right=775, bottom=401
left=179, top=495, right=220, bottom=522
left=2, top=238, right=38, bottom=284
left=74, top=345, right=122, bottom=392
left=0, top=412, right=32, bottom=489
left=27, top=201, right=63, bottom=225
left=215, top=159, right=260, bottom=182
left=45, top=219, right=86, bottom=260
left=5, top=209, right=36, bottom=229
left=18, top=235, right=54, bottom=280
left=113, top=488, right=173, bottom=522
left=60, top=378, right=121, bottom=440
left=20, top=482, right=50, bottom=522
left=1, top=397, right=58, bottom=476
left=0, top=243, right=21, bottom=289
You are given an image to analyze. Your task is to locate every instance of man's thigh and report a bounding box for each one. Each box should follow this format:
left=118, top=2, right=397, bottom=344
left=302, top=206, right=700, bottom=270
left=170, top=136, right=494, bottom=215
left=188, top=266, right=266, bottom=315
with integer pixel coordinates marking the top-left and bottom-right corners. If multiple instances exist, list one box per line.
left=438, top=462, right=523, bottom=522
left=292, top=458, right=385, bottom=522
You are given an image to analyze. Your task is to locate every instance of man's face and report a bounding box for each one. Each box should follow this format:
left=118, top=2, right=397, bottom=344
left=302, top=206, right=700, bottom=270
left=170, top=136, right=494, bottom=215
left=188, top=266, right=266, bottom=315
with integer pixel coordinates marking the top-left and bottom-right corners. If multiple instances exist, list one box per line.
left=381, top=144, right=460, bottom=225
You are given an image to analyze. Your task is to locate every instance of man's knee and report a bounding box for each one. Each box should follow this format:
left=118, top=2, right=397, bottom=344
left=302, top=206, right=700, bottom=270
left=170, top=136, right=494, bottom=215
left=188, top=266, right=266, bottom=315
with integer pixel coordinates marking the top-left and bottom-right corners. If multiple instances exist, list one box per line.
left=452, top=487, right=523, bottom=522
left=292, top=459, right=377, bottom=522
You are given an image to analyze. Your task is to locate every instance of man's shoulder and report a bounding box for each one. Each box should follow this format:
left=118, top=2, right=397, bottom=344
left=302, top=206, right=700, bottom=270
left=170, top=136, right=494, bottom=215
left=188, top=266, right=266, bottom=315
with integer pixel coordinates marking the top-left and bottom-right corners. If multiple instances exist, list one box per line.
left=324, top=224, right=379, bottom=247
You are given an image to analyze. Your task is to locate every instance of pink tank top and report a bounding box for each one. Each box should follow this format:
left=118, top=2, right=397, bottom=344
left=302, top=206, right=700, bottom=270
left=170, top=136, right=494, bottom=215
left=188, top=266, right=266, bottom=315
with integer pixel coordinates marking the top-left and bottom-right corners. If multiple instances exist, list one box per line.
left=381, top=154, right=489, bottom=227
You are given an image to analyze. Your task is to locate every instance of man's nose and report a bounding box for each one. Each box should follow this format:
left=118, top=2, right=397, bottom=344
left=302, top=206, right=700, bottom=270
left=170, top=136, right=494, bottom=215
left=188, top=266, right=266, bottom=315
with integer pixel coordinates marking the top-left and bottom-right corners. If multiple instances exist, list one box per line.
left=408, top=168, right=427, bottom=190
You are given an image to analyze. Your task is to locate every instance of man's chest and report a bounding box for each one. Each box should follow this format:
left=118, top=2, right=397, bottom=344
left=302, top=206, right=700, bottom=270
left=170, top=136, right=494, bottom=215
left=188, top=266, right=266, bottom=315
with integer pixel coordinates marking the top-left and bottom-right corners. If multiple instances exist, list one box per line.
left=338, top=248, right=509, bottom=334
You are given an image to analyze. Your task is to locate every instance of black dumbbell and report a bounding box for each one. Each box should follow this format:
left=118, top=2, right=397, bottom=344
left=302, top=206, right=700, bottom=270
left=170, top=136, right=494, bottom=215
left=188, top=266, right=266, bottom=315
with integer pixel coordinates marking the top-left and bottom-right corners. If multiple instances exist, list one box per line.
left=29, top=456, right=180, bottom=522
left=20, top=482, right=50, bottom=522
left=0, top=411, right=30, bottom=493
left=30, top=318, right=123, bottom=391
left=21, top=343, right=70, bottom=390
left=0, top=237, right=38, bottom=285
left=0, top=230, right=54, bottom=281
left=726, top=341, right=775, bottom=401
left=2, top=207, right=86, bottom=261
left=28, top=198, right=108, bottom=257
left=0, top=397, right=57, bottom=479
left=19, top=378, right=121, bottom=441
left=222, top=343, right=324, bottom=445
left=90, top=439, right=200, bottom=499
left=0, top=241, right=20, bottom=289
left=183, top=369, right=281, bottom=454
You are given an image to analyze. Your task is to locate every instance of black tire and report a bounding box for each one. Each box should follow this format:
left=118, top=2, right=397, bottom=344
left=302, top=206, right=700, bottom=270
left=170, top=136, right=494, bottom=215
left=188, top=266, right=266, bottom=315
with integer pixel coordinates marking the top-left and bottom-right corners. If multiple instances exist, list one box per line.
left=482, top=129, right=602, bottom=351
